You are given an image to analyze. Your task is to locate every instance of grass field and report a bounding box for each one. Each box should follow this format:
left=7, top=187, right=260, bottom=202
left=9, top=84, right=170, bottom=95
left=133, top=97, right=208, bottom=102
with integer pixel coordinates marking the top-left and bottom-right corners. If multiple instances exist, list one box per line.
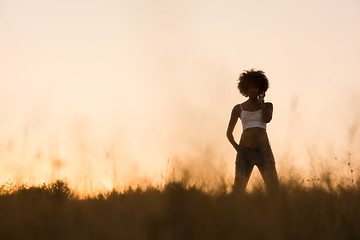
left=0, top=175, right=359, bottom=240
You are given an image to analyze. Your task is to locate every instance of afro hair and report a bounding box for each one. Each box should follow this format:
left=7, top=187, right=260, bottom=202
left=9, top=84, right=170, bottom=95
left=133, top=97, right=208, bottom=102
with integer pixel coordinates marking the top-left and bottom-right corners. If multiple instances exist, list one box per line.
left=237, top=69, right=269, bottom=97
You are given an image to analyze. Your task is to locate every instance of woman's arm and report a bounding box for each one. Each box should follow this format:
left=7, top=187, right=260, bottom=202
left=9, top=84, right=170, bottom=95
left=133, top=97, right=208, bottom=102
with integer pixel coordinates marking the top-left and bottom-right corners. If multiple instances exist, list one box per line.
left=261, top=102, right=273, bottom=123
left=226, top=105, right=241, bottom=151
left=258, top=92, right=273, bottom=123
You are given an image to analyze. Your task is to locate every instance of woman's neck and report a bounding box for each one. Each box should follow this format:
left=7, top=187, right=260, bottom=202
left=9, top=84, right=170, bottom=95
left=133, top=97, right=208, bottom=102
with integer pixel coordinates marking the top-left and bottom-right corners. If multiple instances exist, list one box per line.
left=248, top=97, right=258, bottom=104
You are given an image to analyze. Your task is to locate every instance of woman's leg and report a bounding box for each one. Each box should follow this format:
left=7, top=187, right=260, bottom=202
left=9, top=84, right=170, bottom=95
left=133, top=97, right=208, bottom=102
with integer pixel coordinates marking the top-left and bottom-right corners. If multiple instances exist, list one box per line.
left=258, top=161, right=279, bottom=192
left=234, top=150, right=254, bottom=193
left=257, top=143, right=279, bottom=192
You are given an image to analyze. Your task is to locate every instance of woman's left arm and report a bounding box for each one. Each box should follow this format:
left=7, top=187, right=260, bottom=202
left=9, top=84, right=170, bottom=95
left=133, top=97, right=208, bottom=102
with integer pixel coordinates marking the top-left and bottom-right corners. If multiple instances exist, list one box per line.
left=261, top=102, right=273, bottom=123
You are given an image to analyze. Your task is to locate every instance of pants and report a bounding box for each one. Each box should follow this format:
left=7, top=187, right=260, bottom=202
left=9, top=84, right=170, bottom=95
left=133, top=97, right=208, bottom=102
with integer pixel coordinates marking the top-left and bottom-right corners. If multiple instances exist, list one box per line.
left=234, top=142, right=279, bottom=193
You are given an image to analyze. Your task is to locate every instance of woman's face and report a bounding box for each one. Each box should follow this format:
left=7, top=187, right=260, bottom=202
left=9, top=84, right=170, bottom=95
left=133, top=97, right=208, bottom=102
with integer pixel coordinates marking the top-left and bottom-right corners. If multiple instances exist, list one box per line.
left=248, top=84, right=260, bottom=99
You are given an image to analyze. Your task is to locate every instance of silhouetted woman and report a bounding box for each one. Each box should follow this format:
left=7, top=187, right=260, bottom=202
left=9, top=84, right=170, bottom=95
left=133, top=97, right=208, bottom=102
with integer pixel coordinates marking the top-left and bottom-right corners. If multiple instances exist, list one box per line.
left=227, top=69, right=279, bottom=193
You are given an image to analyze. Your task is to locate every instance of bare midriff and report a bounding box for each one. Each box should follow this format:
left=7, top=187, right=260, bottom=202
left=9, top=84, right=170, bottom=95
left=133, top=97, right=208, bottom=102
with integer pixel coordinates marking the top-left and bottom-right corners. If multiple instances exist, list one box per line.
left=239, top=127, right=269, bottom=147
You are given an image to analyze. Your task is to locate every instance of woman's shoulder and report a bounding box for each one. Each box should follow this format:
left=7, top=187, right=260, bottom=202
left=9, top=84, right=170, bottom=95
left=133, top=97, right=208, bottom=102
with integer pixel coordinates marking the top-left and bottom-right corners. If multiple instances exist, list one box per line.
left=231, top=104, right=242, bottom=116
left=233, top=103, right=243, bottom=111
left=264, top=102, right=273, bottom=108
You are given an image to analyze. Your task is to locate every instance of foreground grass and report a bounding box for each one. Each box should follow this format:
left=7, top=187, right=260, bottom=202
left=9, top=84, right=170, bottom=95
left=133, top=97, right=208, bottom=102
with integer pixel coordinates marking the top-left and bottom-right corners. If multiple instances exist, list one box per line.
left=0, top=179, right=359, bottom=240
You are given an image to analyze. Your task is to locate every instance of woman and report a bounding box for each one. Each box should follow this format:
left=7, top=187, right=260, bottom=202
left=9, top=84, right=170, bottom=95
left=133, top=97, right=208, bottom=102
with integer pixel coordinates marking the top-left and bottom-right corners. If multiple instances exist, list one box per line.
left=227, top=69, right=279, bottom=193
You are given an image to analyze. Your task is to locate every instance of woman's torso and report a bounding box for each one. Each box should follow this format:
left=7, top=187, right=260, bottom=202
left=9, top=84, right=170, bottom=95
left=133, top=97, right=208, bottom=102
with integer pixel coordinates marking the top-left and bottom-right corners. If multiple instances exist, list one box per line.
left=238, top=102, right=269, bottom=147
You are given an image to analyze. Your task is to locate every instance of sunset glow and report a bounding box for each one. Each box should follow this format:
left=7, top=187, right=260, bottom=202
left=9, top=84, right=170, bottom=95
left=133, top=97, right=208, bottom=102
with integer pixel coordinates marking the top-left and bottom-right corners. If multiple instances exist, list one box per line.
left=1, top=0, right=359, bottom=194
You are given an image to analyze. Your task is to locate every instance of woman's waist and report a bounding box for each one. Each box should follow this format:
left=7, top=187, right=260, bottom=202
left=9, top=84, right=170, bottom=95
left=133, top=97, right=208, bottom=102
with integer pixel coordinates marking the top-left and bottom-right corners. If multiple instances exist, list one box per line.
left=239, top=130, right=269, bottom=147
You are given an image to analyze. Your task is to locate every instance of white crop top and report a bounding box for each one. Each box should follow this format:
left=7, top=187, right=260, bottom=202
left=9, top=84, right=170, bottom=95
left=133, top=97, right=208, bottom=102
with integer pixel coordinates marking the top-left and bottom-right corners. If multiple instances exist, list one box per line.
left=240, top=104, right=266, bottom=130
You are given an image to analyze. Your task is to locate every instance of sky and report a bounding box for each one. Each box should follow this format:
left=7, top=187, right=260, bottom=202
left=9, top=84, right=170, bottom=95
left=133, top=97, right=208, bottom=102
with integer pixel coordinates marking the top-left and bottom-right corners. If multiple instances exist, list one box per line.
left=0, top=0, right=360, bottom=193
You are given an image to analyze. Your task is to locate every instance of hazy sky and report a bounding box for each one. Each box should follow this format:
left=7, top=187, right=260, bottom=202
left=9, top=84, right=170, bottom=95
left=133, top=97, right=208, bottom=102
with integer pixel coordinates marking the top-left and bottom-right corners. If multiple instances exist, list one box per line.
left=1, top=0, right=360, bottom=193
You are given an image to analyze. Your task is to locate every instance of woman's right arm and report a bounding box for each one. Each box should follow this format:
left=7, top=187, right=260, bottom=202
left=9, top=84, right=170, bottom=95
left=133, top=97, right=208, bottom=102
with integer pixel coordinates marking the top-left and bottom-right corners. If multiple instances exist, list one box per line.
left=226, top=105, right=241, bottom=151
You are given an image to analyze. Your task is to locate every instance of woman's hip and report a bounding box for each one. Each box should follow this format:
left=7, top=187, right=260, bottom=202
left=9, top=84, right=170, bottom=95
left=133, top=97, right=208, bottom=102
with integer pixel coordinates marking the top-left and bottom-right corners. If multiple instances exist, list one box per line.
left=236, top=141, right=275, bottom=163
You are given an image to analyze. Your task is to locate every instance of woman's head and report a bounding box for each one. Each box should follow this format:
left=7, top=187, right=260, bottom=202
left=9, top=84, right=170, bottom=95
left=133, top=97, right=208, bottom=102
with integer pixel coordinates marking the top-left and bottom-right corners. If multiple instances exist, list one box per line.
left=237, top=69, right=269, bottom=98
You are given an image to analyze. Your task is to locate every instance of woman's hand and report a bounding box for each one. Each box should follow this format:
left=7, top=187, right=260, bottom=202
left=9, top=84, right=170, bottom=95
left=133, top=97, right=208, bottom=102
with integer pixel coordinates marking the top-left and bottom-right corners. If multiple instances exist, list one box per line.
left=234, top=144, right=242, bottom=152
left=258, top=92, right=265, bottom=103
